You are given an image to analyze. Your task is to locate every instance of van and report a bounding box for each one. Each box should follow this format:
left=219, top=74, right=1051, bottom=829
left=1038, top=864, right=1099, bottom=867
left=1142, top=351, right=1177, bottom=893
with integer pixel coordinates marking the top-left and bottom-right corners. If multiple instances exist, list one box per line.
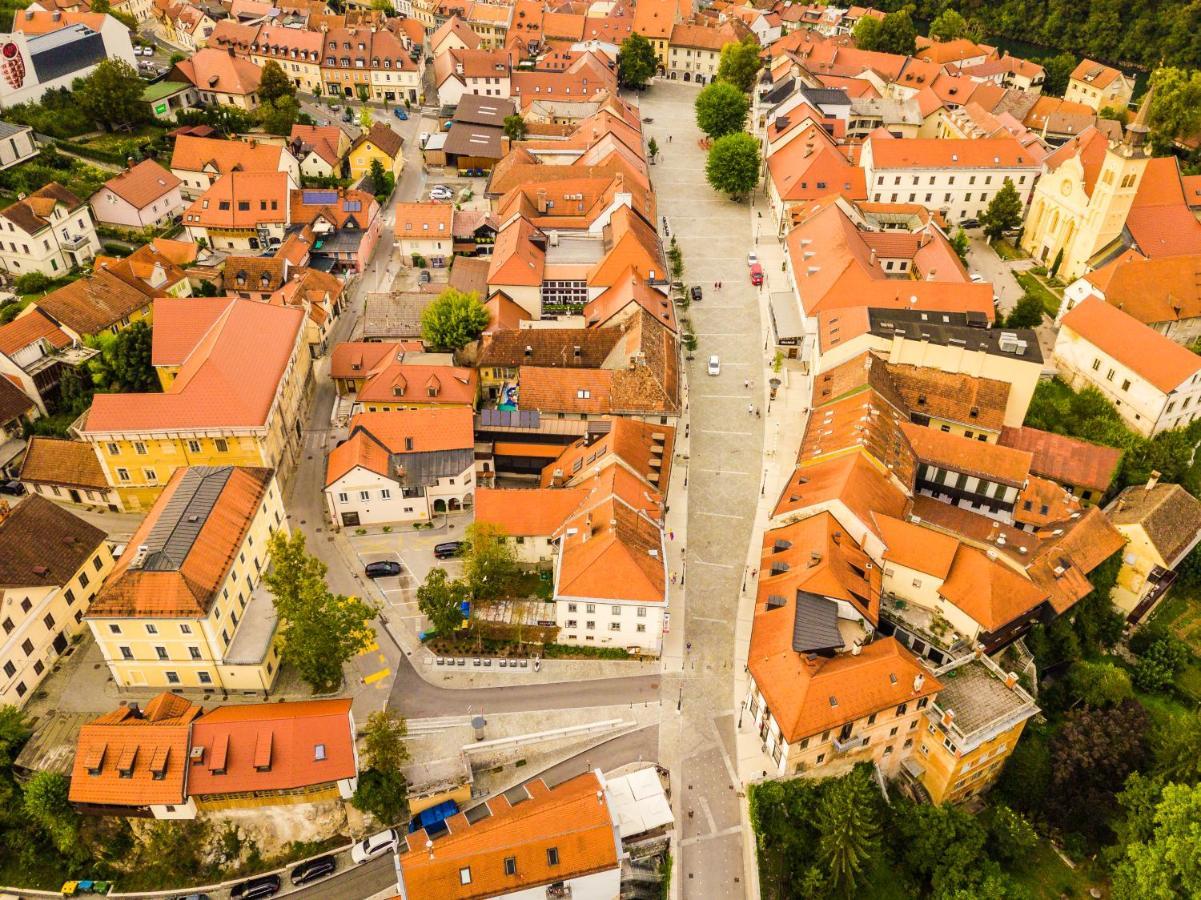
left=750, top=263, right=764, bottom=286
left=434, top=541, right=463, bottom=559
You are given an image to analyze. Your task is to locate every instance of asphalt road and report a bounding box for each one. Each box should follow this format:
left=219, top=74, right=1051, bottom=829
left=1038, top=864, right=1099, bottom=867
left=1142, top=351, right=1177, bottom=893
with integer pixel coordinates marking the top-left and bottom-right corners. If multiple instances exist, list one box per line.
left=539, top=724, right=661, bottom=787
left=386, top=649, right=662, bottom=717
left=286, top=855, right=394, bottom=900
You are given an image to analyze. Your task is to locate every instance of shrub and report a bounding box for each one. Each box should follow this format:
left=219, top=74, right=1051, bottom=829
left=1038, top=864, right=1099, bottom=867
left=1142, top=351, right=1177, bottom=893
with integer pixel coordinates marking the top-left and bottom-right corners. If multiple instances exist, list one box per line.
left=14, top=272, right=51, bottom=294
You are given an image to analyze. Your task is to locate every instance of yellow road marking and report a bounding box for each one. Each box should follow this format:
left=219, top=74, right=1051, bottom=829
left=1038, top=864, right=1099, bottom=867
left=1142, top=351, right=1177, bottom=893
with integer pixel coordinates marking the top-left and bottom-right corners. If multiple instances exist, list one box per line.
left=363, top=668, right=391, bottom=685
left=378, top=653, right=388, bottom=664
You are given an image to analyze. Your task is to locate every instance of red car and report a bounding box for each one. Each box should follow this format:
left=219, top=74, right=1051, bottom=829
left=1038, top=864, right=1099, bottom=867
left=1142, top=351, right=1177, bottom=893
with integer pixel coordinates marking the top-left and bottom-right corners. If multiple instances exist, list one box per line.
left=749, top=263, right=764, bottom=286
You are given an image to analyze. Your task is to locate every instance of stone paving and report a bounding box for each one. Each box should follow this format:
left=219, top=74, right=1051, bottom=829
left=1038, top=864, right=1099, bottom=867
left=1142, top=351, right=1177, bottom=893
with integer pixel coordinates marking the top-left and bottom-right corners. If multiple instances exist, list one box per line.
left=638, top=81, right=764, bottom=900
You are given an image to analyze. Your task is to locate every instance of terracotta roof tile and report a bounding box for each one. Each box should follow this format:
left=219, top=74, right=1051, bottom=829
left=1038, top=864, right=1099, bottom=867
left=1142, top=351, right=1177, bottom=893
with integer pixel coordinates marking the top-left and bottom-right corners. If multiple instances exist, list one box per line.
left=555, top=495, right=664, bottom=604
left=0, top=309, right=71, bottom=356
left=35, top=268, right=154, bottom=337
left=173, top=48, right=263, bottom=97
left=475, top=486, right=590, bottom=536
left=938, top=545, right=1048, bottom=631
left=997, top=426, right=1121, bottom=494
left=0, top=183, right=83, bottom=234
left=876, top=514, right=959, bottom=579
left=184, top=172, right=290, bottom=231
left=884, top=362, right=1009, bottom=431
left=170, top=135, right=289, bottom=177
left=901, top=421, right=1031, bottom=485
left=100, top=160, right=181, bottom=209
left=541, top=418, right=674, bottom=492
left=19, top=437, right=108, bottom=490
left=0, top=494, right=106, bottom=588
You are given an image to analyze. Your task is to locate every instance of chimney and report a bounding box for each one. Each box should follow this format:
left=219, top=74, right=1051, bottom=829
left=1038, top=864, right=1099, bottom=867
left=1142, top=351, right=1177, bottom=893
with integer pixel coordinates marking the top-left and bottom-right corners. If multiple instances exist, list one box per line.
left=913, top=673, right=925, bottom=692
left=973, top=644, right=984, bottom=659
left=869, top=247, right=877, bottom=266
left=1146, top=470, right=1161, bottom=491
left=1004, top=671, right=1019, bottom=689
left=536, top=189, right=548, bottom=213
left=941, top=708, right=955, bottom=727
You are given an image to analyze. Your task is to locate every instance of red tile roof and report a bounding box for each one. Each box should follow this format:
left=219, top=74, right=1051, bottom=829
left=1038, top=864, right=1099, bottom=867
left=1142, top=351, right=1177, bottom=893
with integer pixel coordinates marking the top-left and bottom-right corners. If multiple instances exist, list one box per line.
left=997, top=426, right=1121, bottom=494
left=0, top=308, right=71, bottom=356
left=475, top=486, right=590, bottom=536
left=101, top=160, right=181, bottom=209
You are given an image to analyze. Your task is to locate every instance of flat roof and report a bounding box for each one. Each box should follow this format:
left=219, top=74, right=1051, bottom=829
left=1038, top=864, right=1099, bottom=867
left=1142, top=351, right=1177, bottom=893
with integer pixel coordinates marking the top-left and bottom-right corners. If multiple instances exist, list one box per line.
left=868, top=309, right=1044, bottom=364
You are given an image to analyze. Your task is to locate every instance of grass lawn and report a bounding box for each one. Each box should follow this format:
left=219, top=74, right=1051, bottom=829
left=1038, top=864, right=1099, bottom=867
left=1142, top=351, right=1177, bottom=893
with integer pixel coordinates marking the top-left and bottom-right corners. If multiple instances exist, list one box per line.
left=1015, top=270, right=1062, bottom=317
left=1010, top=839, right=1106, bottom=899
left=77, top=123, right=166, bottom=153
left=1146, top=588, right=1201, bottom=701
left=992, top=238, right=1028, bottom=261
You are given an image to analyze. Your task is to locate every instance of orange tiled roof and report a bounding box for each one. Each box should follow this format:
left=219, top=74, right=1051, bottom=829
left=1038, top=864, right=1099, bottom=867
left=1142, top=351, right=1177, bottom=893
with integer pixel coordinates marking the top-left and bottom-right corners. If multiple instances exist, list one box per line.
left=1124, top=156, right=1201, bottom=259
left=997, top=426, right=1121, bottom=494
left=87, top=466, right=274, bottom=618
left=938, top=545, right=1048, bottom=631
left=1060, top=297, right=1201, bottom=393
left=901, top=421, right=1031, bottom=486
left=357, top=362, right=479, bottom=406
left=555, top=494, right=664, bottom=604
left=1083, top=253, right=1201, bottom=325
left=171, top=135, right=290, bottom=176
left=325, top=408, right=475, bottom=485
left=19, top=437, right=108, bottom=490
left=399, top=772, right=619, bottom=897
left=184, top=172, right=290, bottom=230
left=0, top=308, right=71, bottom=356
left=774, top=452, right=909, bottom=538
left=867, top=135, right=1036, bottom=169
left=541, top=418, right=674, bottom=491
left=475, top=486, right=590, bottom=536
left=394, top=202, right=454, bottom=239
left=188, top=699, right=356, bottom=797
left=69, top=693, right=202, bottom=807
left=583, top=269, right=677, bottom=333
left=1028, top=506, right=1126, bottom=614
left=876, top=513, right=959, bottom=579
left=1070, top=59, right=1125, bottom=90
left=330, top=341, right=404, bottom=380
left=101, top=160, right=181, bottom=209
left=173, top=47, right=263, bottom=96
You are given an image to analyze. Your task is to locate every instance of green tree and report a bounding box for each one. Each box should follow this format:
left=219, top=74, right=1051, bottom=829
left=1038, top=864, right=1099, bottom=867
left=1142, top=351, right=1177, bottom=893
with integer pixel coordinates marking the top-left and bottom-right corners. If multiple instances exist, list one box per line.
left=503, top=113, right=527, bottom=141
left=352, top=768, right=409, bottom=824
left=1153, top=712, right=1201, bottom=784
left=194, top=279, right=220, bottom=297
left=647, top=136, right=659, bottom=162
left=1039, top=52, right=1078, bottom=97
left=258, top=60, right=295, bottom=105
left=75, top=59, right=145, bottom=132
left=356, top=84, right=371, bottom=104
left=890, top=798, right=987, bottom=895
left=363, top=709, right=409, bottom=773
left=980, top=178, right=1024, bottom=241
left=0, top=705, right=31, bottom=767
left=416, top=567, right=468, bottom=635
left=358, top=104, right=373, bottom=128
left=1068, top=659, right=1134, bottom=707
left=264, top=530, right=377, bottom=693
left=462, top=521, right=517, bottom=602
left=1132, top=636, right=1190, bottom=692
left=814, top=769, right=879, bottom=897
left=929, top=9, right=969, bottom=41
left=950, top=227, right=970, bottom=262
left=716, top=37, right=762, bottom=93
left=705, top=131, right=759, bottom=199
left=987, top=805, right=1038, bottom=865
left=876, top=10, right=918, bottom=56
left=618, top=33, right=657, bottom=89
left=88, top=320, right=159, bottom=393
left=694, top=80, right=748, bottom=139
left=852, top=15, right=883, bottom=51
left=23, top=772, right=80, bottom=856
left=259, top=96, right=300, bottom=136
left=1004, top=294, right=1044, bottom=328
left=1112, top=782, right=1201, bottom=899
left=419, top=287, right=489, bottom=351
left=368, top=157, right=394, bottom=200
left=1148, top=67, right=1201, bottom=155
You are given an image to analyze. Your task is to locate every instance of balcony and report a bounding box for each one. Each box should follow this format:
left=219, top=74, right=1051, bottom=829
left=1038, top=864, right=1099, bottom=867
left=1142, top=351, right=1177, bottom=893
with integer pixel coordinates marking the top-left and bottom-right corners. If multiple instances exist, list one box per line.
left=881, top=594, right=969, bottom=658
left=832, top=735, right=869, bottom=755
left=60, top=233, right=91, bottom=251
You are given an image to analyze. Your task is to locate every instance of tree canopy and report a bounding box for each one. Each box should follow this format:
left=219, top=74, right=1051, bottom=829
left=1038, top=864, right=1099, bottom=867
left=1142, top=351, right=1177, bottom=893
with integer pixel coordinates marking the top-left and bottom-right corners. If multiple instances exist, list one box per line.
left=264, top=529, right=377, bottom=693
left=981, top=178, right=1024, bottom=241
left=1112, top=782, right=1201, bottom=899
left=618, top=33, right=657, bottom=88
left=705, top=131, right=759, bottom=199
left=259, top=96, right=300, bottom=136
left=258, top=60, right=295, bottom=105
left=716, top=37, right=762, bottom=92
left=417, top=567, right=468, bottom=635
left=462, top=521, right=518, bottom=602
left=694, top=80, right=748, bottom=139
left=75, top=59, right=144, bottom=132
left=87, top=320, right=159, bottom=394
left=855, top=10, right=916, bottom=56
left=1147, top=67, right=1201, bottom=155
left=928, top=9, right=980, bottom=42
left=503, top=114, right=527, bottom=141
left=420, top=287, right=490, bottom=351
left=814, top=768, right=880, bottom=897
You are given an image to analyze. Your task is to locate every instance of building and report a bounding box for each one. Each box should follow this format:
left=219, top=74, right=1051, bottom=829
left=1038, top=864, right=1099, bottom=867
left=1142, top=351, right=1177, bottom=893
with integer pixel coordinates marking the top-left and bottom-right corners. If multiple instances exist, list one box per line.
left=89, top=160, right=185, bottom=230
left=249, top=26, right=324, bottom=95
left=155, top=0, right=218, bottom=52
left=29, top=266, right=155, bottom=341
left=69, top=691, right=202, bottom=819
left=666, top=22, right=738, bottom=84
left=0, top=183, right=100, bottom=278
left=1054, top=298, right=1201, bottom=437
left=433, top=46, right=511, bottom=107
left=290, top=187, right=381, bottom=274
left=1107, top=480, right=1201, bottom=622
left=0, top=495, right=113, bottom=707
left=997, top=426, right=1121, bottom=505
left=171, top=48, right=263, bottom=109
left=860, top=135, right=1039, bottom=224
left=395, top=202, right=454, bottom=266
left=170, top=135, right=300, bottom=199
left=187, top=698, right=358, bottom=809
left=474, top=486, right=589, bottom=564
left=0, top=121, right=38, bottom=170
left=19, top=436, right=120, bottom=509
left=76, top=298, right=310, bottom=510
left=143, top=80, right=200, bottom=121
left=914, top=652, right=1039, bottom=804
left=183, top=172, right=293, bottom=252
left=0, top=15, right=134, bottom=108
left=290, top=123, right=350, bottom=180
left=1065, top=59, right=1135, bottom=112
left=630, top=0, right=677, bottom=71
left=85, top=465, right=286, bottom=692
left=348, top=122, right=404, bottom=181
left=321, top=25, right=420, bottom=103
left=396, top=771, right=623, bottom=899
left=0, top=307, right=93, bottom=415
left=324, top=408, right=476, bottom=527
left=0, top=375, right=34, bottom=476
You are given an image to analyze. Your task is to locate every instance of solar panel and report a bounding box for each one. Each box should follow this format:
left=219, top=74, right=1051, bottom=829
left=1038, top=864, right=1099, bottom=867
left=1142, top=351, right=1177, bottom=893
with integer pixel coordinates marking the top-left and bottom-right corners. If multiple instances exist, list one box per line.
left=343, top=200, right=361, bottom=212
left=302, top=189, right=338, bottom=205
left=139, top=467, right=235, bottom=571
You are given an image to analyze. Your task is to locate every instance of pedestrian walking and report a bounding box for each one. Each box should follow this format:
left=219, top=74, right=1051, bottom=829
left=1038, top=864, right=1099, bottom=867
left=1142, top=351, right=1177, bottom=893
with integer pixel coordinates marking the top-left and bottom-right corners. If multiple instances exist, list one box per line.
left=671, top=572, right=678, bottom=585
left=756, top=408, right=762, bottom=419
left=747, top=403, right=754, bottom=415
left=744, top=378, right=749, bottom=389
left=669, top=134, right=673, bottom=143
left=686, top=642, right=692, bottom=652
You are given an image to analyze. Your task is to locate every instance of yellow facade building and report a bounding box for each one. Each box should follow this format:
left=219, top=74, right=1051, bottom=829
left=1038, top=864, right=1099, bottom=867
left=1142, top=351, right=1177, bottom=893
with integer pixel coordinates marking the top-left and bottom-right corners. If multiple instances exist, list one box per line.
left=85, top=465, right=286, bottom=692
left=348, top=122, right=405, bottom=181
left=76, top=297, right=311, bottom=511
left=915, top=654, right=1039, bottom=805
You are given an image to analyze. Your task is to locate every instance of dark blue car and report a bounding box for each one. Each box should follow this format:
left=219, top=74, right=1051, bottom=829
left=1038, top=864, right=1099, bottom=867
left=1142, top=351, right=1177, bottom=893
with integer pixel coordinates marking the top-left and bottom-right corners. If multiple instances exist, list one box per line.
left=394, top=108, right=409, bottom=120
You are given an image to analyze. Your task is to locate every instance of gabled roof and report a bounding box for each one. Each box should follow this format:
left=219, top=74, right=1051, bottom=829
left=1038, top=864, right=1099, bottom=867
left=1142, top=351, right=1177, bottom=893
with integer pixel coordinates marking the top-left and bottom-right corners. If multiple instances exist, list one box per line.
left=290, top=123, right=344, bottom=169
left=351, top=122, right=403, bottom=160
left=171, top=135, right=289, bottom=176
left=431, top=14, right=481, bottom=51
left=475, top=486, right=591, bottom=536
left=325, top=408, right=475, bottom=485
left=583, top=269, right=677, bottom=332
left=1060, top=298, right=1201, bottom=393
left=184, top=172, right=291, bottom=230
left=100, top=160, right=181, bottom=209
left=188, top=699, right=356, bottom=796
left=541, top=418, right=674, bottom=491
left=35, top=268, right=156, bottom=336
left=19, top=437, right=109, bottom=490
left=1108, top=482, right=1201, bottom=565
left=0, top=183, right=83, bottom=234
left=70, top=693, right=201, bottom=808
left=480, top=326, right=621, bottom=368
left=172, top=48, right=263, bottom=96
left=399, top=772, right=620, bottom=897
left=866, top=135, right=1036, bottom=169
left=1083, top=253, right=1201, bottom=325
left=938, top=545, right=1048, bottom=631
left=901, top=421, right=1031, bottom=486
left=83, top=299, right=303, bottom=434
left=774, top=452, right=909, bottom=537
left=555, top=494, right=664, bottom=604
left=876, top=514, right=959, bottom=579
left=1070, top=59, right=1127, bottom=90
left=767, top=123, right=866, bottom=203
left=1124, top=157, right=1201, bottom=259
left=357, top=362, right=479, bottom=406
left=488, top=216, right=546, bottom=286
left=0, top=494, right=106, bottom=588
left=1043, top=126, right=1110, bottom=197
left=87, top=466, right=274, bottom=618
left=0, top=308, right=71, bottom=357
left=997, top=426, right=1121, bottom=494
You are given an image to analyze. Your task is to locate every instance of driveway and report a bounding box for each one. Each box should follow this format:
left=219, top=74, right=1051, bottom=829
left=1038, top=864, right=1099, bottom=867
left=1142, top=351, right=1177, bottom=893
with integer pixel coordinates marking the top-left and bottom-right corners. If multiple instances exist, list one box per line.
left=638, top=81, right=760, bottom=899
left=965, top=232, right=1030, bottom=316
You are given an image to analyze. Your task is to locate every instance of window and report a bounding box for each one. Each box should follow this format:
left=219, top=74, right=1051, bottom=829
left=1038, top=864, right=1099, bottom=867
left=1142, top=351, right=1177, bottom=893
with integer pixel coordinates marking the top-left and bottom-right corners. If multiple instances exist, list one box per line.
left=155, top=646, right=168, bottom=660
left=585, top=604, right=596, bottom=613
left=166, top=671, right=180, bottom=684
left=189, top=646, right=202, bottom=659
left=116, top=468, right=131, bottom=482
left=1092, top=358, right=1101, bottom=371
left=547, top=847, right=559, bottom=866
left=567, top=603, right=577, bottom=612
left=199, top=671, right=212, bottom=684
left=380, top=489, right=391, bottom=500
left=214, top=438, right=229, bottom=452
left=1122, top=379, right=1131, bottom=391
left=816, top=754, right=825, bottom=764
left=609, top=622, right=621, bottom=631
left=146, top=624, right=158, bottom=635
left=867, top=712, right=877, bottom=725
left=586, top=620, right=596, bottom=630
left=134, top=441, right=148, bottom=455
left=360, top=491, right=370, bottom=501
left=504, top=857, right=517, bottom=876
left=338, top=492, right=348, bottom=503
left=120, top=646, right=133, bottom=660
left=188, top=440, right=201, bottom=453
left=43, top=613, right=55, bottom=629
left=106, top=442, right=119, bottom=455
left=637, top=606, right=647, bottom=617
left=109, top=624, right=122, bottom=634
left=459, top=868, right=472, bottom=885
left=917, top=697, right=928, bottom=710
left=181, top=623, right=191, bottom=634
left=1, top=618, right=11, bottom=634
left=2, top=661, right=13, bottom=677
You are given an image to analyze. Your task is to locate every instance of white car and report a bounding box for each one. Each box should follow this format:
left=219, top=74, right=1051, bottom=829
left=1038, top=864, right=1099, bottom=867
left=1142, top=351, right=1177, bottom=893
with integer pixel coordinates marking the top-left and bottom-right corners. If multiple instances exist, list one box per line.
left=351, top=828, right=399, bottom=864
left=969, top=273, right=986, bottom=284
left=707, top=355, right=721, bottom=376
left=141, top=45, right=155, bottom=56
left=748, top=251, right=758, bottom=267
left=429, top=186, right=454, bottom=202
left=419, top=131, right=430, bottom=148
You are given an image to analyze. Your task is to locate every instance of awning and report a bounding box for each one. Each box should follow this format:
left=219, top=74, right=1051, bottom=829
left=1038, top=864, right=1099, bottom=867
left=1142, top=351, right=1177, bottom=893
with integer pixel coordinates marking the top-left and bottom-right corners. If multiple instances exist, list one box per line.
left=769, top=291, right=804, bottom=343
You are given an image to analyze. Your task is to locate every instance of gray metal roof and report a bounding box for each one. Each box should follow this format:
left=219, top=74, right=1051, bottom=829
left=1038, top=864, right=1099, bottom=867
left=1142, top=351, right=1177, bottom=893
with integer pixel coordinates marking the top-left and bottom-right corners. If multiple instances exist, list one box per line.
left=0, top=121, right=30, bottom=140
left=791, top=592, right=845, bottom=653
left=800, top=86, right=852, bottom=107
left=137, top=466, right=234, bottom=572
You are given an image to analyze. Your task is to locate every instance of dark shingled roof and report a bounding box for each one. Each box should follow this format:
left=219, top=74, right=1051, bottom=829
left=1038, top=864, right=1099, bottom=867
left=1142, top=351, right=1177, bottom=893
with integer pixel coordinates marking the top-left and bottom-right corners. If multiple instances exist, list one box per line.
left=792, top=592, right=845, bottom=654
left=0, top=494, right=106, bottom=588
left=0, top=183, right=83, bottom=235
left=0, top=375, right=33, bottom=423
left=1108, top=482, right=1201, bottom=565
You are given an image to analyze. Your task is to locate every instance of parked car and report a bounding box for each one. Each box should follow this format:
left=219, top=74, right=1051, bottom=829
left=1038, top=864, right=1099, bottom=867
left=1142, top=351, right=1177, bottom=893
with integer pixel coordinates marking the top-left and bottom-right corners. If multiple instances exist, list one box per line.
left=750, top=262, right=764, bottom=286
left=707, top=355, right=721, bottom=376
left=747, top=251, right=758, bottom=267
left=365, top=560, right=402, bottom=578
left=393, top=107, right=409, bottom=120
left=969, top=273, right=985, bottom=284
left=0, top=480, right=25, bottom=496
left=170, top=894, right=210, bottom=900
left=434, top=541, right=463, bottom=559
left=960, top=217, right=980, bottom=228
left=351, top=828, right=400, bottom=864
left=343, top=108, right=355, bottom=123
left=690, top=285, right=703, bottom=302
left=429, top=185, right=454, bottom=201
left=141, top=45, right=155, bottom=56
left=290, top=855, right=337, bottom=886
left=418, top=270, right=432, bottom=283
left=229, top=875, right=280, bottom=900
